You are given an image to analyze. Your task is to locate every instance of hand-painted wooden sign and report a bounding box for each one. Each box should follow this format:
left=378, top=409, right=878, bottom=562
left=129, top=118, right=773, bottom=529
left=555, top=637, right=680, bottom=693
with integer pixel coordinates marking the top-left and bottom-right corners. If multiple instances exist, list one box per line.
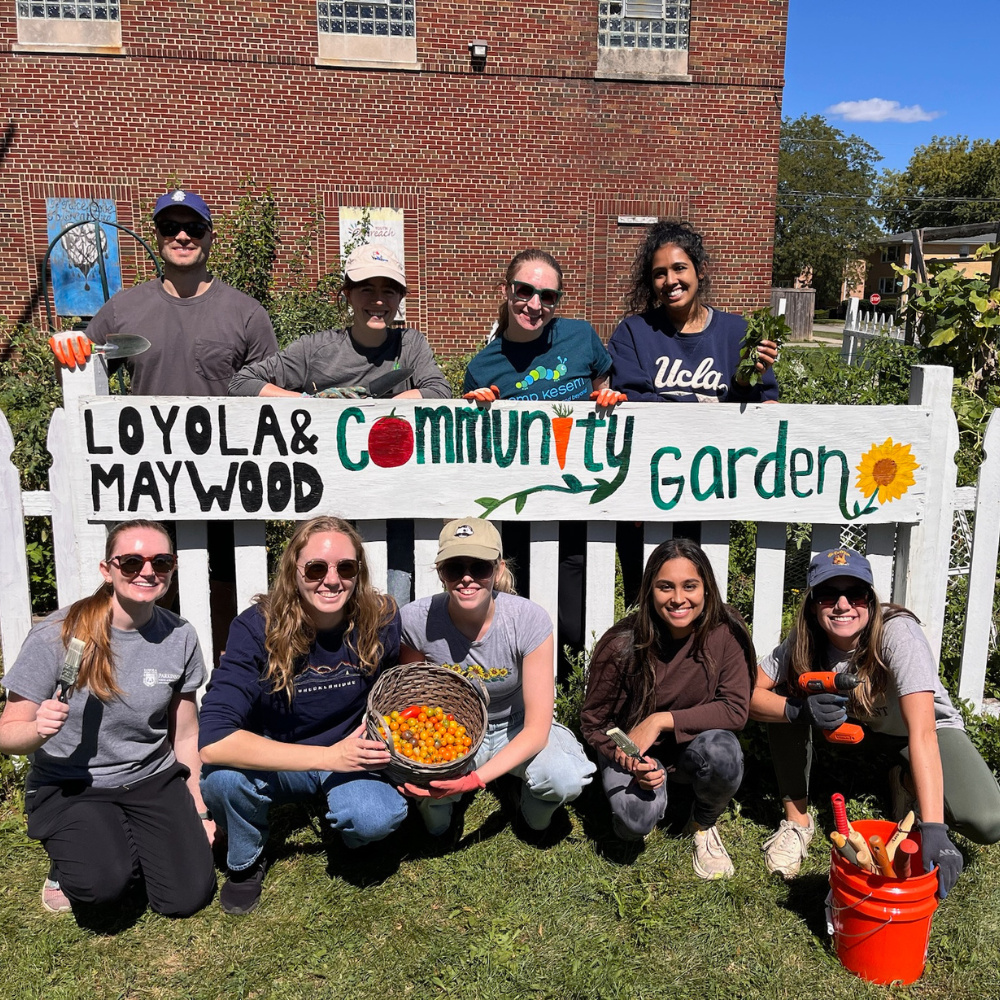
left=76, top=398, right=932, bottom=523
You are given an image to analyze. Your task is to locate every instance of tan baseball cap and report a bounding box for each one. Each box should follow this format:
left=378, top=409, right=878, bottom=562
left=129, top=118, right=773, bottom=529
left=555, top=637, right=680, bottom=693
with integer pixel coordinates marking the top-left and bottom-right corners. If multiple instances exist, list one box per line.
left=436, top=518, right=503, bottom=563
left=343, top=243, right=406, bottom=289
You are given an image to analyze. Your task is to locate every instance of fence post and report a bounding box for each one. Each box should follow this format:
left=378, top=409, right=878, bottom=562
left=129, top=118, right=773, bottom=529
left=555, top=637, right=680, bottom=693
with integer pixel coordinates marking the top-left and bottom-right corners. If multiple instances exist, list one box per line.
left=893, top=365, right=957, bottom=660
left=55, top=355, right=110, bottom=603
left=958, top=409, right=1000, bottom=710
left=0, top=409, right=32, bottom=671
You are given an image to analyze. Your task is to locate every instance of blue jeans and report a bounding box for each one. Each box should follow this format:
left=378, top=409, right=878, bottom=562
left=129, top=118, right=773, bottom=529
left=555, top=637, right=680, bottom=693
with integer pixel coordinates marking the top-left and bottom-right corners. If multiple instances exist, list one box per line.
left=201, top=765, right=408, bottom=871
left=417, top=716, right=596, bottom=835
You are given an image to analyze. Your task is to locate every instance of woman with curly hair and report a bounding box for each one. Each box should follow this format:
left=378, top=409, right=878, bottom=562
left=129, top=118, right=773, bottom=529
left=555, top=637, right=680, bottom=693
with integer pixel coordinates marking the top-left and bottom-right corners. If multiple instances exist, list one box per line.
left=0, top=519, right=215, bottom=918
left=751, top=547, right=1000, bottom=898
left=580, top=538, right=756, bottom=879
left=199, top=516, right=407, bottom=915
left=608, top=220, right=778, bottom=403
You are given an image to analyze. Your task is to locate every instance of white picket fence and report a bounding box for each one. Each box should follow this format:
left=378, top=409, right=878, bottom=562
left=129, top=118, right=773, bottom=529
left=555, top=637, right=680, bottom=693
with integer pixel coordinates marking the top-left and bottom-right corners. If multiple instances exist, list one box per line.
left=2, top=358, right=1000, bottom=712
left=841, top=297, right=905, bottom=366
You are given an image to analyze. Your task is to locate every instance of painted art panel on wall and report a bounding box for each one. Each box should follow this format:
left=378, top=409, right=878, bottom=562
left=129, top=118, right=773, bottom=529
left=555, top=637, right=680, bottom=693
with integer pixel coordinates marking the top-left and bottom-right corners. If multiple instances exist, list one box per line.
left=45, top=198, right=122, bottom=317
left=76, top=399, right=933, bottom=525
left=338, top=206, right=406, bottom=321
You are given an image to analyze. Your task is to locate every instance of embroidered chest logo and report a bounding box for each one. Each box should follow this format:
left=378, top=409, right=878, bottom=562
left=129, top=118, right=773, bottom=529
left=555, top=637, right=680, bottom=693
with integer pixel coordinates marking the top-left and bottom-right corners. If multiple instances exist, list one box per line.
left=654, top=355, right=726, bottom=395
left=143, top=669, right=158, bottom=687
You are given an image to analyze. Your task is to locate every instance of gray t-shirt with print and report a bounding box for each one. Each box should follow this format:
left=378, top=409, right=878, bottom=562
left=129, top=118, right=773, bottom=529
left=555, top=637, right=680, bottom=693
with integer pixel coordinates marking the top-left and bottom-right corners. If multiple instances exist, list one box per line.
left=2, top=605, right=207, bottom=787
left=400, top=592, right=552, bottom=721
left=760, top=612, right=963, bottom=738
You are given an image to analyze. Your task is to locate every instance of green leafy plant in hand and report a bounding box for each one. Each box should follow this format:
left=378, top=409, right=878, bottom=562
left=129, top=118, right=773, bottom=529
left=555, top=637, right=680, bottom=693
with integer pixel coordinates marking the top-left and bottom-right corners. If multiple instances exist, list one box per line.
left=736, top=307, right=791, bottom=387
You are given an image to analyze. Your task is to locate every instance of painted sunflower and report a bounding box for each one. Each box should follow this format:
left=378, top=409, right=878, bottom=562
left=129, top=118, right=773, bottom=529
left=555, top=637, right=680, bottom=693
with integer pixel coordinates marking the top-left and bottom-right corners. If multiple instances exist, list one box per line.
left=855, top=438, right=918, bottom=504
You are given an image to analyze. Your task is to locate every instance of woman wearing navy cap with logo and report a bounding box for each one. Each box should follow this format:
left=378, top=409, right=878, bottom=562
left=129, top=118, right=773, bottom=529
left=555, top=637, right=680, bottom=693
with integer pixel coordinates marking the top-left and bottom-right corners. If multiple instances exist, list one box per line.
left=750, top=547, right=1000, bottom=897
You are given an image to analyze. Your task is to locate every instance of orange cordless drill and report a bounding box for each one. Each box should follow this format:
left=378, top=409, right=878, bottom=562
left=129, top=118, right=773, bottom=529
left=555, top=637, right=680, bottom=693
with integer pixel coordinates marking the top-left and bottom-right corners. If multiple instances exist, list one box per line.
left=795, top=671, right=865, bottom=744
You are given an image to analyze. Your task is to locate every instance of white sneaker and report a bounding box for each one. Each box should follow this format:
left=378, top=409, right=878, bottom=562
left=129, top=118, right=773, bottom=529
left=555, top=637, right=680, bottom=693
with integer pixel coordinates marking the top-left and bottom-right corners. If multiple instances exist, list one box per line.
left=762, top=817, right=815, bottom=877
left=690, top=824, right=735, bottom=880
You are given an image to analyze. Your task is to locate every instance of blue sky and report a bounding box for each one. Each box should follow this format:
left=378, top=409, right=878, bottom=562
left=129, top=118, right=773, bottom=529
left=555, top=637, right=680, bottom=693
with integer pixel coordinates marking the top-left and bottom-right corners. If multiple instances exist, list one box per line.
left=782, top=0, right=997, bottom=175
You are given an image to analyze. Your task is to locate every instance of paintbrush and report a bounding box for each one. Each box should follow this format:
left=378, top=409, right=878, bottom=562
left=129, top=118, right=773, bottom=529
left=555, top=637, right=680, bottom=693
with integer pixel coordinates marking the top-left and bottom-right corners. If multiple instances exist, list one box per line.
left=56, top=638, right=85, bottom=702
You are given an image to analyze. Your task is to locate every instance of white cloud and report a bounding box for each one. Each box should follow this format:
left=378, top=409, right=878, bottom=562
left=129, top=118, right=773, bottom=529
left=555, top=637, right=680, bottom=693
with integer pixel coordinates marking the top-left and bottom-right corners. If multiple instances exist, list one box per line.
left=825, top=98, right=943, bottom=123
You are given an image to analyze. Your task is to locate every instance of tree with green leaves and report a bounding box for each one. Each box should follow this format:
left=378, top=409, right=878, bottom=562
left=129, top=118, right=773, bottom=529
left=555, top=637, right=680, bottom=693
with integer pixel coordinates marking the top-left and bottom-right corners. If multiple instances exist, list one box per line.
left=878, top=136, right=1000, bottom=233
left=774, top=114, right=882, bottom=307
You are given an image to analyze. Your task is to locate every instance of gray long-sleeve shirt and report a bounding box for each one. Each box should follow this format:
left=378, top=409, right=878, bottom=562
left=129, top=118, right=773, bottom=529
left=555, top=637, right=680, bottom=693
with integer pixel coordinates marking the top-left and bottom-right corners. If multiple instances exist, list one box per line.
left=228, top=326, right=452, bottom=398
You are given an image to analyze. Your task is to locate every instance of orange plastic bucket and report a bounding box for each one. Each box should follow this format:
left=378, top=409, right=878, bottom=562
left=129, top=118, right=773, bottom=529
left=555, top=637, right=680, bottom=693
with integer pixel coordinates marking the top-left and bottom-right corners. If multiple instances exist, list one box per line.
left=828, top=818, right=939, bottom=985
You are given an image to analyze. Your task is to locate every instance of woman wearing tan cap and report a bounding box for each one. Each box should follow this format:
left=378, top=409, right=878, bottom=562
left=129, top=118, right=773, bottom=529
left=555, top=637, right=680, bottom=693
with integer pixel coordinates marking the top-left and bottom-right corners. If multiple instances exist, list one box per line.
left=398, top=517, right=595, bottom=843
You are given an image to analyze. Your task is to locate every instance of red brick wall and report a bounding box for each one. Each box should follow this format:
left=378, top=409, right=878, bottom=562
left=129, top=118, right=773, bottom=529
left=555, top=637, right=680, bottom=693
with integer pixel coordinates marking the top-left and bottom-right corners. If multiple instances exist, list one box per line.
left=0, top=1, right=787, bottom=356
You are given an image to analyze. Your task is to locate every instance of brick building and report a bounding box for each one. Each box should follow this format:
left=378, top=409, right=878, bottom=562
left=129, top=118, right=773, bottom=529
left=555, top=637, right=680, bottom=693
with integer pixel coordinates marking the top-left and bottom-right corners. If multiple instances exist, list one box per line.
left=1, top=1, right=788, bottom=357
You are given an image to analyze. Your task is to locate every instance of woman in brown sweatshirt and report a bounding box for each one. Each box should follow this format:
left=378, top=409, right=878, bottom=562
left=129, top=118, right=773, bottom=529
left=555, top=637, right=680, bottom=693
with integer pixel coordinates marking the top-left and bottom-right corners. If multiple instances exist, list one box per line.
left=580, top=538, right=755, bottom=879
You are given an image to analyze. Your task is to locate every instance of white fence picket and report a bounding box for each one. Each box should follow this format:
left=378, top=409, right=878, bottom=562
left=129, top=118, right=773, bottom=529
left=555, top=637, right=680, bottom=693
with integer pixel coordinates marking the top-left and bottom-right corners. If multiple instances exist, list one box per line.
left=358, top=518, right=388, bottom=594
left=234, top=520, right=268, bottom=613
left=585, top=520, right=617, bottom=649
left=529, top=520, right=560, bottom=676
left=0, top=410, right=32, bottom=670
left=752, top=522, right=786, bottom=655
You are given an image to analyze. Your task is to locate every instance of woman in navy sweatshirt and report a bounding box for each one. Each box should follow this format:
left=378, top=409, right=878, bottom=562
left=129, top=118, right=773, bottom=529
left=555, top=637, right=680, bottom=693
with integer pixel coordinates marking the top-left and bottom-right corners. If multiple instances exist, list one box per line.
left=608, top=221, right=778, bottom=404
left=199, top=516, right=407, bottom=916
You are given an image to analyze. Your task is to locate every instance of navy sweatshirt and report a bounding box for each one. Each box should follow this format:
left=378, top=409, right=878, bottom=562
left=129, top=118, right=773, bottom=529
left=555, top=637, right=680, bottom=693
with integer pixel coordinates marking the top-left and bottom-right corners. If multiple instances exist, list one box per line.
left=607, top=307, right=778, bottom=403
left=198, top=604, right=400, bottom=750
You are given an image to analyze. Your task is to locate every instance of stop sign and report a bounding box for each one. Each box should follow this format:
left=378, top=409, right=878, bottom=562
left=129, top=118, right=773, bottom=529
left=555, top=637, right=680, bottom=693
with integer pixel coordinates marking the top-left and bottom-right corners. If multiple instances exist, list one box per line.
left=870, top=293, right=881, bottom=305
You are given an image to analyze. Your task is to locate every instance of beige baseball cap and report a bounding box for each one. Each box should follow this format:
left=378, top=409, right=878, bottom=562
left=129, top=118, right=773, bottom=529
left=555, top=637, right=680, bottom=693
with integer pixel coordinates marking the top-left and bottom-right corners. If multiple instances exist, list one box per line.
left=436, top=518, right=503, bottom=563
left=343, top=243, right=406, bottom=289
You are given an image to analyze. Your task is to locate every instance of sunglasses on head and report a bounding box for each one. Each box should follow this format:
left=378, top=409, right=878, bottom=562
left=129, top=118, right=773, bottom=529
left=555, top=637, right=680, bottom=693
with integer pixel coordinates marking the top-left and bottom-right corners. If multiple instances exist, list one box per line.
left=110, top=553, right=177, bottom=576
left=299, top=558, right=360, bottom=582
left=812, top=584, right=871, bottom=608
left=438, top=558, right=496, bottom=583
left=156, top=218, right=211, bottom=239
left=510, top=280, right=562, bottom=308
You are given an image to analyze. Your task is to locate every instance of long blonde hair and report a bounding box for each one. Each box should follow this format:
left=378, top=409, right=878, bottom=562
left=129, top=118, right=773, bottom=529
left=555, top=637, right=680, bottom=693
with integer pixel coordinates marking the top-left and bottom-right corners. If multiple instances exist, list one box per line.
left=257, top=517, right=395, bottom=700
left=60, top=519, right=173, bottom=701
left=788, top=589, right=917, bottom=718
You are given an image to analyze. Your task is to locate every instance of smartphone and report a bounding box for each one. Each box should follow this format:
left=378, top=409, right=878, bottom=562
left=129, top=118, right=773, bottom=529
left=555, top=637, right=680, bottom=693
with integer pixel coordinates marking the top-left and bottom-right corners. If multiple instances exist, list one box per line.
left=606, top=727, right=645, bottom=760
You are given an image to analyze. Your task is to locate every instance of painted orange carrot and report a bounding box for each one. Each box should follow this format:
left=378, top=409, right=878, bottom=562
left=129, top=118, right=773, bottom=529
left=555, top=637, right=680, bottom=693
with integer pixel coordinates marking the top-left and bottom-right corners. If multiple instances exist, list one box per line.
left=551, top=405, right=574, bottom=470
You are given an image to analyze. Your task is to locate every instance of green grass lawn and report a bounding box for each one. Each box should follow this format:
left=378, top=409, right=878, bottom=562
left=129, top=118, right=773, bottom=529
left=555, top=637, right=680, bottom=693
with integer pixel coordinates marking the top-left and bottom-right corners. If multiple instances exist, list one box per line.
left=3, top=777, right=999, bottom=1000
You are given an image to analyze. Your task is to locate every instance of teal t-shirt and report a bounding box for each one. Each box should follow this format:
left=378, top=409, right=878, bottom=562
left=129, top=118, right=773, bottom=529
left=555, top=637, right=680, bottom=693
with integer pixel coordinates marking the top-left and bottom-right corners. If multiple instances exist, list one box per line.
left=463, top=318, right=612, bottom=402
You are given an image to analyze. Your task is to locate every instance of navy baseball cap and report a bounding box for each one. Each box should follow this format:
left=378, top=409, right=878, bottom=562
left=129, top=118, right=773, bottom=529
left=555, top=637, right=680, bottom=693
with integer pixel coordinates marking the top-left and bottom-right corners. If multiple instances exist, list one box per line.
left=807, top=547, right=874, bottom=590
left=153, top=189, right=212, bottom=226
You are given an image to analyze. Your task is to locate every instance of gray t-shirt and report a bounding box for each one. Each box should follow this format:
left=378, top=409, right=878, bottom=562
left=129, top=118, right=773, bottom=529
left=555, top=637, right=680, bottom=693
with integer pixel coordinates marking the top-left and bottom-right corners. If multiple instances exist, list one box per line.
left=228, top=326, right=452, bottom=399
left=2, top=605, right=207, bottom=787
left=87, top=277, right=278, bottom=395
left=400, top=592, right=552, bottom=721
left=761, top=612, right=963, bottom=738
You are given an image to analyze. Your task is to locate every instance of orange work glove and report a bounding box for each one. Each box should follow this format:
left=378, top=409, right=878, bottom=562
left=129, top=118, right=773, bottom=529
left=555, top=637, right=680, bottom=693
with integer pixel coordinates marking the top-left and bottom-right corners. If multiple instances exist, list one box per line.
left=463, top=385, right=501, bottom=403
left=590, top=388, right=628, bottom=407
left=49, top=333, right=92, bottom=369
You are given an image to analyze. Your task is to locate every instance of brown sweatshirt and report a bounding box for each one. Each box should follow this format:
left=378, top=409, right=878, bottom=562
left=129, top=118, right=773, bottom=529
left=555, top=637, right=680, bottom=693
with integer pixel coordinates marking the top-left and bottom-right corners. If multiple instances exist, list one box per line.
left=580, top=619, right=752, bottom=766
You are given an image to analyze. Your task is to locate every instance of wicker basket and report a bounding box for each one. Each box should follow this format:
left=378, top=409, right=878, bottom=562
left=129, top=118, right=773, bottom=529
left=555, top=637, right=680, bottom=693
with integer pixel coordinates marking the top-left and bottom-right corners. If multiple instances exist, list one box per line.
left=366, top=662, right=490, bottom=787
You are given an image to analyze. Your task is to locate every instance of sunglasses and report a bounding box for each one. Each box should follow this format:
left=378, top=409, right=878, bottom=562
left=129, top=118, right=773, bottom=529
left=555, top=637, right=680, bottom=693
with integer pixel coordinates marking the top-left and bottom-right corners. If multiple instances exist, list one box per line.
left=110, top=553, right=177, bottom=576
left=812, top=584, right=871, bottom=608
left=438, top=558, right=496, bottom=584
left=510, top=280, right=562, bottom=308
left=299, top=558, right=360, bottom=582
left=156, top=218, right=211, bottom=239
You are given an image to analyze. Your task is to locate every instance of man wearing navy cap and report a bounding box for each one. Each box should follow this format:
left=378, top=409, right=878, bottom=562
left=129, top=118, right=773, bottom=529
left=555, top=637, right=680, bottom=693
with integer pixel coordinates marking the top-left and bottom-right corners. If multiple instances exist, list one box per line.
left=81, top=189, right=278, bottom=395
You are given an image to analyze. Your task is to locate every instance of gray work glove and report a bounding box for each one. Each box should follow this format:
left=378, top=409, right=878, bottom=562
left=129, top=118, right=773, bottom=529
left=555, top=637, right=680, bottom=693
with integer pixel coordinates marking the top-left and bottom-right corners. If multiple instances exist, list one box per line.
left=784, top=693, right=848, bottom=730
left=919, top=821, right=963, bottom=899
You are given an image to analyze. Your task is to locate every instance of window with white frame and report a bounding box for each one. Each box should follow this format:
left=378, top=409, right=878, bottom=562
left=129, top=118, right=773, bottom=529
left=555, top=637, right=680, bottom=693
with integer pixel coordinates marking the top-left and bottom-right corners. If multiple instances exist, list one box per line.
left=15, top=1, right=122, bottom=50
left=880, top=245, right=900, bottom=263
left=878, top=276, right=901, bottom=295
left=598, top=0, right=690, bottom=50
left=316, top=1, right=418, bottom=65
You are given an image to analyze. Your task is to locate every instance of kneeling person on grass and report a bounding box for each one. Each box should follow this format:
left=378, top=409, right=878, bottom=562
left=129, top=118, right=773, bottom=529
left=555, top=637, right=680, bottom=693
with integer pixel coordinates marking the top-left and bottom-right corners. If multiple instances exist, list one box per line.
left=198, top=517, right=407, bottom=915
left=398, top=518, right=595, bottom=841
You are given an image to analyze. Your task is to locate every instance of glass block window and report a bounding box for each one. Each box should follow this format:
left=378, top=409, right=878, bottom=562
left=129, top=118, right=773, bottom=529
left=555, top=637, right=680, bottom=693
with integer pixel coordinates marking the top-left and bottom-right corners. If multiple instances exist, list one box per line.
left=17, top=1, right=120, bottom=18
left=317, top=1, right=416, bottom=38
left=598, top=0, right=689, bottom=49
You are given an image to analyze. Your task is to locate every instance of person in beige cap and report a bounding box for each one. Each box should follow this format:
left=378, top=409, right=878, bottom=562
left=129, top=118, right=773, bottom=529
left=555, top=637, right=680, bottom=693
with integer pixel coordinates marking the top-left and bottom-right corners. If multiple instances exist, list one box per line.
left=228, top=242, right=450, bottom=400
left=398, top=518, right=595, bottom=844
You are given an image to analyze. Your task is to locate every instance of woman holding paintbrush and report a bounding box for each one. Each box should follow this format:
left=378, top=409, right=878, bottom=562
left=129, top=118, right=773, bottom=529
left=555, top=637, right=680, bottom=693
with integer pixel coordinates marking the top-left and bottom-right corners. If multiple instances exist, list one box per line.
left=750, top=546, right=1000, bottom=897
left=0, top=519, right=214, bottom=918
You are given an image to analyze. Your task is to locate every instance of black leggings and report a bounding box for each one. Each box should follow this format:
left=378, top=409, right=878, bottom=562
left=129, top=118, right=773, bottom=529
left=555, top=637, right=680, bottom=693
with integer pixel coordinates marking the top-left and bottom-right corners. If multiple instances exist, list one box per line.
left=25, top=761, right=215, bottom=917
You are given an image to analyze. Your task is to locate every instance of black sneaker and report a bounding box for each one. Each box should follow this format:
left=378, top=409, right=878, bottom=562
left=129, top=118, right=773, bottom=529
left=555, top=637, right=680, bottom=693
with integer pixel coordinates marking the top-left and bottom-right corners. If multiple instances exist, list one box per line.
left=220, top=855, right=269, bottom=916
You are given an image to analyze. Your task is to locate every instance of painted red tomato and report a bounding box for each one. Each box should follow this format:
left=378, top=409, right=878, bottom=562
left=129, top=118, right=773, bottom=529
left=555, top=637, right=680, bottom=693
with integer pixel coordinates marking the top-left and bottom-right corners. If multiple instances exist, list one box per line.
left=368, top=410, right=414, bottom=468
